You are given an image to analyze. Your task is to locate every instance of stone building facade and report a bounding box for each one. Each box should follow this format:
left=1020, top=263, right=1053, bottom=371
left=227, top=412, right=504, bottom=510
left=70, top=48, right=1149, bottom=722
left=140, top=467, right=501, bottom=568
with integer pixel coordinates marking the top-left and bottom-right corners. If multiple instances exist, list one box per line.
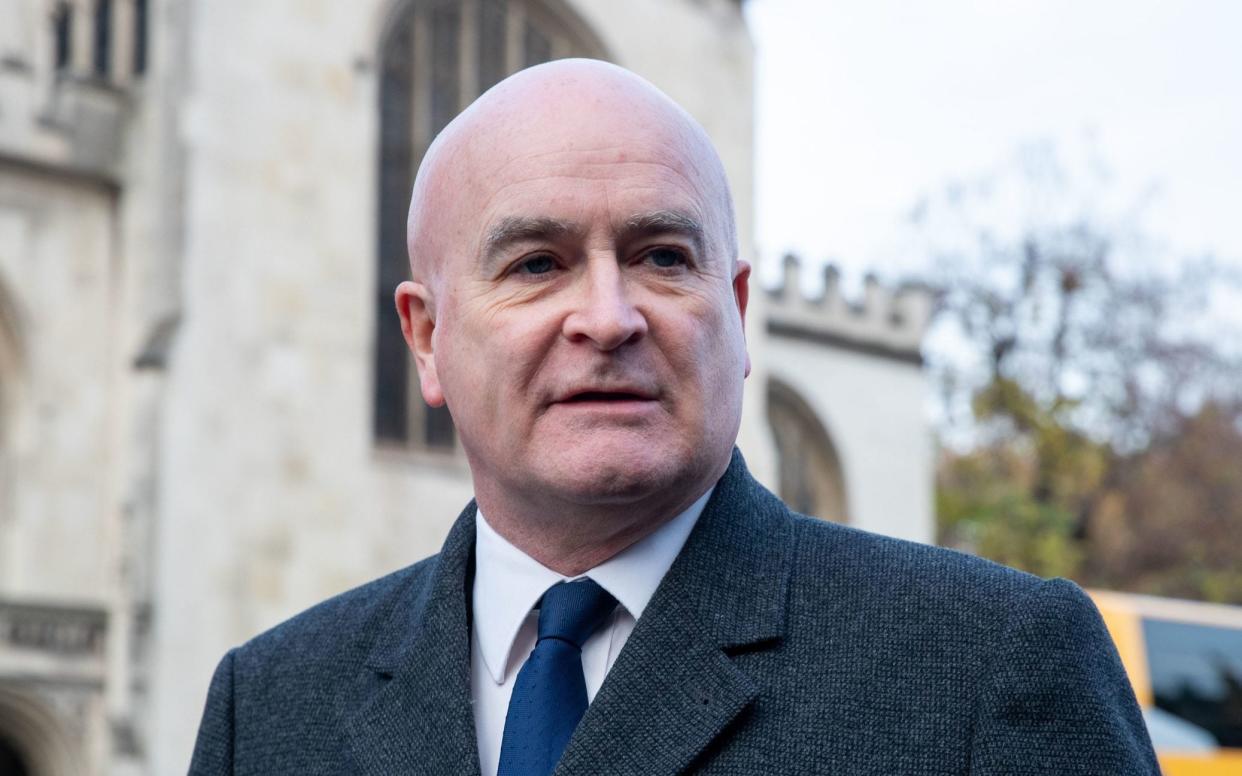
left=0, top=0, right=932, bottom=773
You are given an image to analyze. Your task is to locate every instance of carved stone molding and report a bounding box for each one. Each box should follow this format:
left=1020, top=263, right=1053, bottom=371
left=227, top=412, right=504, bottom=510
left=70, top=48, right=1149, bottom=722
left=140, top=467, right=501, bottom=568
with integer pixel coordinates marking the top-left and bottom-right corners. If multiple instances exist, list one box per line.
left=0, top=601, right=107, bottom=775
left=0, top=601, right=106, bottom=659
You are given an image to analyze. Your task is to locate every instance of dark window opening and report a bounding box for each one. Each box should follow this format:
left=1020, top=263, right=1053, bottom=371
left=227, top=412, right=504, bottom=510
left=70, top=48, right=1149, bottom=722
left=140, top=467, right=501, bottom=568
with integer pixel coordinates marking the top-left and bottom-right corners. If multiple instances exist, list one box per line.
left=373, top=12, right=415, bottom=443
left=429, top=1, right=462, bottom=136
left=523, top=22, right=551, bottom=68
left=424, top=404, right=456, bottom=449
left=53, top=3, right=72, bottom=72
left=477, top=0, right=507, bottom=92
left=93, top=0, right=112, bottom=77
left=133, top=0, right=148, bottom=75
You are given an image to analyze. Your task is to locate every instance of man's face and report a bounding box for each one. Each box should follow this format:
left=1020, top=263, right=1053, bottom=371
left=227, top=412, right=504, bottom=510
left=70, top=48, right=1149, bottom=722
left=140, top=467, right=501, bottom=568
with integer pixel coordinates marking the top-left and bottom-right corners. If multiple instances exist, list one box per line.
left=403, top=99, right=750, bottom=514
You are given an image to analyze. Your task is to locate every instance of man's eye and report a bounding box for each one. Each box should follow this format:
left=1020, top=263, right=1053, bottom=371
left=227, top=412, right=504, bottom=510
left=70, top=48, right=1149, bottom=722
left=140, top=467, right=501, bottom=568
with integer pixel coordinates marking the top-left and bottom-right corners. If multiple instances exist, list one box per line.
left=646, top=247, right=686, bottom=268
left=517, top=255, right=557, bottom=275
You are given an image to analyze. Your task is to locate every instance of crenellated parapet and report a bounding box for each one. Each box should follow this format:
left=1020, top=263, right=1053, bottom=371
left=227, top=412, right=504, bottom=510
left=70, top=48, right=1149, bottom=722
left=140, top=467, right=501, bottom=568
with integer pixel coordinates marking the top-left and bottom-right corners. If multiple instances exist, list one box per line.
left=765, top=254, right=935, bottom=365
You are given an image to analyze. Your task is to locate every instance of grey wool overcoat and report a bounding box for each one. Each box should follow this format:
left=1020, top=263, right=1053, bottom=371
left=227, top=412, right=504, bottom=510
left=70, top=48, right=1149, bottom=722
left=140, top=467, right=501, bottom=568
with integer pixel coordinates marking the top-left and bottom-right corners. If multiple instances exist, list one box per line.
left=189, top=449, right=1159, bottom=774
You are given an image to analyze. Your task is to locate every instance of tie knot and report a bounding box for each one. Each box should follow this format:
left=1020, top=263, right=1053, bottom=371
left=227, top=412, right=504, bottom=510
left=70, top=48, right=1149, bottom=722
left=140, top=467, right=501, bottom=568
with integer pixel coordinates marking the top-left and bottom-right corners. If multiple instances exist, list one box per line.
left=536, top=579, right=617, bottom=648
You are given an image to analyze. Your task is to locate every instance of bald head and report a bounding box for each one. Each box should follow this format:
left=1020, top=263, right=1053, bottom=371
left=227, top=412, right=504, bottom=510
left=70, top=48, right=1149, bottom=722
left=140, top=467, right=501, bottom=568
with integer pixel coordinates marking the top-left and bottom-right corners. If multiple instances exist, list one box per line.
left=405, top=59, right=738, bottom=286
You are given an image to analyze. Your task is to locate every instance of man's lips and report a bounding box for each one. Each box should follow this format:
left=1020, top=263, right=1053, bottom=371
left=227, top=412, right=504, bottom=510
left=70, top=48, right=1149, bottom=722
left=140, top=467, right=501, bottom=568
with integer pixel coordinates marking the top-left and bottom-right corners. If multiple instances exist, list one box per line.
left=553, top=387, right=659, bottom=403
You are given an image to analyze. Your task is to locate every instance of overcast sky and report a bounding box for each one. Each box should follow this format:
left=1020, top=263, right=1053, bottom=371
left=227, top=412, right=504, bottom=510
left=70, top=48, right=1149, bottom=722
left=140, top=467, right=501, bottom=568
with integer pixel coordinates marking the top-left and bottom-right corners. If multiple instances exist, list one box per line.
left=745, top=0, right=1242, bottom=290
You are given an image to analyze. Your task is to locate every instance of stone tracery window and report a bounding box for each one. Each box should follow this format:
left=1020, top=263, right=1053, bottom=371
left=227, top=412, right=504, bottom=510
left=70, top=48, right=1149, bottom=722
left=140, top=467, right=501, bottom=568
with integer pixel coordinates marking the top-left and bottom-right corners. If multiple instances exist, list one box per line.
left=372, top=0, right=606, bottom=450
left=49, top=0, right=149, bottom=82
left=767, top=379, right=849, bottom=523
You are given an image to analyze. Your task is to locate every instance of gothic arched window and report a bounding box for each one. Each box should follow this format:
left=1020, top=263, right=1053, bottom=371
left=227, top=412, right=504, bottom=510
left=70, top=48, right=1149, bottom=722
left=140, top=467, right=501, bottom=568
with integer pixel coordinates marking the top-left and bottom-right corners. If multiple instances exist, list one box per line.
left=767, top=379, right=849, bottom=523
left=372, top=0, right=607, bottom=450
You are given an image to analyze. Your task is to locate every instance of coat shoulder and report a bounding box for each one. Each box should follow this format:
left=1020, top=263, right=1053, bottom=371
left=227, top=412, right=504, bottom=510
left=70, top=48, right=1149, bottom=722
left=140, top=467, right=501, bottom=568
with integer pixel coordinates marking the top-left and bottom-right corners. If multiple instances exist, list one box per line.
left=785, top=513, right=1055, bottom=639
left=796, top=514, right=1042, bottom=588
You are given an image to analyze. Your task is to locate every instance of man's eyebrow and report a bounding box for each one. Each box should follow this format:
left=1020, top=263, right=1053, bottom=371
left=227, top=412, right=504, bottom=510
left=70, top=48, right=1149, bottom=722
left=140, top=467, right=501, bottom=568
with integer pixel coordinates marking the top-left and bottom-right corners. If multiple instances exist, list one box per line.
left=481, top=216, right=581, bottom=268
left=619, top=210, right=706, bottom=254
left=479, top=210, right=708, bottom=269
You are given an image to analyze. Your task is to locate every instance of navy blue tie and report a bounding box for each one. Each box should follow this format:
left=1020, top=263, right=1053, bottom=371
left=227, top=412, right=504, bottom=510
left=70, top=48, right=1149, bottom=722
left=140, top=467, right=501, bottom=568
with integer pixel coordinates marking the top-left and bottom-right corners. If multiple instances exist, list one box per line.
left=496, top=578, right=617, bottom=776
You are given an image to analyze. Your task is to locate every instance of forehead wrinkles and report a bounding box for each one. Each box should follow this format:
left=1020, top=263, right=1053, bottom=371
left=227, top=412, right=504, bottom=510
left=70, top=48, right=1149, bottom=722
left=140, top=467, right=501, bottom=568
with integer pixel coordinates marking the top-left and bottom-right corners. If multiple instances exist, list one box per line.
left=478, top=161, right=707, bottom=214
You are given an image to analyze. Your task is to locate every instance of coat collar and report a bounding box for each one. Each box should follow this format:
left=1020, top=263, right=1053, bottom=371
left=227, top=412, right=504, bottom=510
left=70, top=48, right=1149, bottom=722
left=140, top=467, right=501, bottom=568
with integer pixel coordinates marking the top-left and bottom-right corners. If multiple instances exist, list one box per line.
left=346, top=449, right=793, bottom=776
left=346, top=500, right=482, bottom=775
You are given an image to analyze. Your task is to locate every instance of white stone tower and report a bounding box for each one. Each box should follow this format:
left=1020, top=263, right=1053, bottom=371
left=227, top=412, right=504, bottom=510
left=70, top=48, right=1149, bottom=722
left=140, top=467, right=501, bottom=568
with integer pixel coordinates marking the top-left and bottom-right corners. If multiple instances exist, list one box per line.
left=764, top=254, right=934, bottom=543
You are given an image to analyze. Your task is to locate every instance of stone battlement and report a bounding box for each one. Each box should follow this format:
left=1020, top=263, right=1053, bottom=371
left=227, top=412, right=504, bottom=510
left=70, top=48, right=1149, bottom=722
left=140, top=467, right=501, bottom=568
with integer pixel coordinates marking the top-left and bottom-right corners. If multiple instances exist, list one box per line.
left=765, top=254, right=934, bottom=363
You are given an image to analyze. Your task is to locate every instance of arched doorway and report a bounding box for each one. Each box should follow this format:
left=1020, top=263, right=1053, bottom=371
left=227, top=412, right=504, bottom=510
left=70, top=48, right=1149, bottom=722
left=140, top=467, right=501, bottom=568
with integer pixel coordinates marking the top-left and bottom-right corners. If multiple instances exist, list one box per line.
left=767, top=379, right=849, bottom=522
left=0, top=685, right=81, bottom=776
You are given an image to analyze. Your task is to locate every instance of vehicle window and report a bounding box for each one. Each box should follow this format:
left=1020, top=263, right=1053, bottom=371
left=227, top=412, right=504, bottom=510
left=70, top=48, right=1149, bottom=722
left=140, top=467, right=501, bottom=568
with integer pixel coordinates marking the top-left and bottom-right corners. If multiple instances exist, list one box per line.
left=1143, top=617, right=1242, bottom=748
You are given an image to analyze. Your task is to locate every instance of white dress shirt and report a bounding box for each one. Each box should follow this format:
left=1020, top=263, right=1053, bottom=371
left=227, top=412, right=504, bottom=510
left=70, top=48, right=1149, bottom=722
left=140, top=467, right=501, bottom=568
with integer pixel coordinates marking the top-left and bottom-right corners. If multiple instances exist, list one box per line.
left=470, top=489, right=712, bottom=776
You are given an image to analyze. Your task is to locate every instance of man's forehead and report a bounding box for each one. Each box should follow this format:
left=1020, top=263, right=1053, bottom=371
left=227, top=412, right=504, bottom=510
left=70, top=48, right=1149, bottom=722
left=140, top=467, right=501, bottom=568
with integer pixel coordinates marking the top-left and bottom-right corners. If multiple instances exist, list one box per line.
left=460, top=125, right=711, bottom=201
left=408, top=60, right=737, bottom=277
left=445, top=66, right=717, bottom=204
left=461, top=140, right=714, bottom=234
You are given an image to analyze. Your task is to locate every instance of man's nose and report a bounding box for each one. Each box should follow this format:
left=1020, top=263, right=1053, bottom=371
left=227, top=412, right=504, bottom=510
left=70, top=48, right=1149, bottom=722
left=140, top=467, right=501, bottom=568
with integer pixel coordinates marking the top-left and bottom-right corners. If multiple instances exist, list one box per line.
left=562, top=261, right=648, bottom=350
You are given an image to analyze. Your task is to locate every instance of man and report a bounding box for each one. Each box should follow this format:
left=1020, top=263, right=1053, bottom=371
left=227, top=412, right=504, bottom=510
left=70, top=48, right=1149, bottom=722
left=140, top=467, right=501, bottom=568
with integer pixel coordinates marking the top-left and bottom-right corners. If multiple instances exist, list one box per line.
left=189, top=60, right=1158, bottom=775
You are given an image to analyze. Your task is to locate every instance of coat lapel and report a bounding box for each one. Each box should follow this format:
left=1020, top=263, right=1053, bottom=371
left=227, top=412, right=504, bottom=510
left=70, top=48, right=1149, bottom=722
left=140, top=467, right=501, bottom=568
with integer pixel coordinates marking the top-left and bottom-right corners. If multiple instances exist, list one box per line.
left=554, top=450, right=794, bottom=776
left=345, top=502, right=483, bottom=776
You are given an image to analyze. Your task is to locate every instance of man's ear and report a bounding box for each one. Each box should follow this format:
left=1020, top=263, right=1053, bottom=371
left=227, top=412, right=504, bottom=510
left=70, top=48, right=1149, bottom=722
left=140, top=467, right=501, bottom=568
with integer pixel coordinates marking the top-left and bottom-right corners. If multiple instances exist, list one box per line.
left=733, top=259, right=752, bottom=378
left=395, top=280, right=445, bottom=407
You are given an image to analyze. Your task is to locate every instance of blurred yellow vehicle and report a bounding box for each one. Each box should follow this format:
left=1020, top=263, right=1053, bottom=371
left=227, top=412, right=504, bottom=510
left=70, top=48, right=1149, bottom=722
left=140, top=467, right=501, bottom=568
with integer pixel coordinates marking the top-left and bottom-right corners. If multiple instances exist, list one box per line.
left=1090, top=590, right=1242, bottom=775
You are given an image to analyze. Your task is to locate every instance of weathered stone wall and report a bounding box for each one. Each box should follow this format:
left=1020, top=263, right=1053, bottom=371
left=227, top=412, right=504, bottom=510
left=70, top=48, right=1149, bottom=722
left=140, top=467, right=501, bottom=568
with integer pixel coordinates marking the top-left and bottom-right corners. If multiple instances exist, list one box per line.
left=0, top=169, right=117, bottom=602
left=148, top=3, right=389, bottom=768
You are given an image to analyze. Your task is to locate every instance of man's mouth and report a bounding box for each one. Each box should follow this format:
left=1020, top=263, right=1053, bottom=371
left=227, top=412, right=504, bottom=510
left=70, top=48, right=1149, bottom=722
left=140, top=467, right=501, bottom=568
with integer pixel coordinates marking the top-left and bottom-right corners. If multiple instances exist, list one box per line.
left=552, top=383, right=661, bottom=408
left=562, top=391, right=650, bottom=403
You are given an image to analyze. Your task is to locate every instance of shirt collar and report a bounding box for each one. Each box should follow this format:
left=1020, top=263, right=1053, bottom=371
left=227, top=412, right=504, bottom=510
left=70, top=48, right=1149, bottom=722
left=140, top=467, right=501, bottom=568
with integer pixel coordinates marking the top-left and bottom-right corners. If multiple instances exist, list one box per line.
left=472, top=487, right=712, bottom=685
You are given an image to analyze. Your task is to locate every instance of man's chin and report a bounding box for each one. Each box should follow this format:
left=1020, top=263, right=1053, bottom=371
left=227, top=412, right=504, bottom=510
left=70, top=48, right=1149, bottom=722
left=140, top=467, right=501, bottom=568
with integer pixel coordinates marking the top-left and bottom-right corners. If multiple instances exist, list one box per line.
left=534, top=438, right=689, bottom=505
